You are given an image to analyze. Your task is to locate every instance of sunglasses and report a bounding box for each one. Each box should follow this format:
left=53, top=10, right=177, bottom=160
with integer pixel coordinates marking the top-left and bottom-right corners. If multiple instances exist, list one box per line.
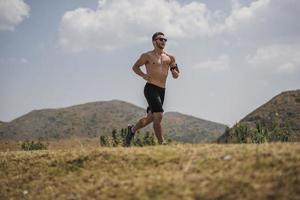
left=156, top=38, right=167, bottom=42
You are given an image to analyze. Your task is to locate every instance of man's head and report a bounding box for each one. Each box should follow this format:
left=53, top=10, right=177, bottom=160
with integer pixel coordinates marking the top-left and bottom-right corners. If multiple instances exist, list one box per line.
left=152, top=32, right=167, bottom=49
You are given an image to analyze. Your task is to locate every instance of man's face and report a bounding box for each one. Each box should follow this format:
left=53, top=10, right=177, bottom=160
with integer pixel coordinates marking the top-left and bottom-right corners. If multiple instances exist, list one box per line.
left=154, top=35, right=167, bottom=49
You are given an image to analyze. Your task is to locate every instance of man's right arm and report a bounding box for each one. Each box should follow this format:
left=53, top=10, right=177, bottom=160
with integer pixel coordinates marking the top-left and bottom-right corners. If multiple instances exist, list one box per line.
left=132, top=53, right=150, bottom=80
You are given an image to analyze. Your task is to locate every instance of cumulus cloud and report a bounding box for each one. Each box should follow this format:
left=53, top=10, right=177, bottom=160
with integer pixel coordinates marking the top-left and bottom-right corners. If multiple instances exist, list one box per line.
left=219, top=0, right=271, bottom=32
left=193, top=54, right=230, bottom=71
left=0, top=0, right=30, bottom=31
left=59, top=0, right=211, bottom=51
left=59, top=0, right=272, bottom=51
left=246, top=44, right=300, bottom=73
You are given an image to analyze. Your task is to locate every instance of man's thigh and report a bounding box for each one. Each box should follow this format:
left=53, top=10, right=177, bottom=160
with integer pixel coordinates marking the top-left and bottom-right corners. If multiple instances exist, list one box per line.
left=146, top=110, right=153, bottom=120
left=152, top=112, right=163, bottom=122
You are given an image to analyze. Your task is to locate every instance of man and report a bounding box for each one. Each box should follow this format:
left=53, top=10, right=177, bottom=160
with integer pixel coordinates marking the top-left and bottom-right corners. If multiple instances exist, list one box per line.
left=125, top=32, right=180, bottom=146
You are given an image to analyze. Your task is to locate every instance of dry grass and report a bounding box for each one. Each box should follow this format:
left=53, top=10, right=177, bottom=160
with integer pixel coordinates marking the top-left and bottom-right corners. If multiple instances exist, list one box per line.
left=1, top=143, right=299, bottom=200
left=0, top=137, right=100, bottom=152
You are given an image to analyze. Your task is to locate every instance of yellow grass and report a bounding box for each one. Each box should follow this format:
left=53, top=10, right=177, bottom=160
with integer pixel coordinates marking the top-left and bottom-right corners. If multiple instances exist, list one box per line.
left=1, top=143, right=299, bottom=200
left=0, top=137, right=100, bottom=152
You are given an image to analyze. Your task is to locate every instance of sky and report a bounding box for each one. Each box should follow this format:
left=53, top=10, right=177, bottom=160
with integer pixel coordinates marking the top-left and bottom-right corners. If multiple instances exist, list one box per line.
left=0, top=0, right=299, bottom=126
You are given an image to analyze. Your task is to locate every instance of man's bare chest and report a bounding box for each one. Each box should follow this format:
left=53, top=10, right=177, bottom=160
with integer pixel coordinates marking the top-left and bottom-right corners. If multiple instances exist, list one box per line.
left=147, top=54, right=171, bottom=67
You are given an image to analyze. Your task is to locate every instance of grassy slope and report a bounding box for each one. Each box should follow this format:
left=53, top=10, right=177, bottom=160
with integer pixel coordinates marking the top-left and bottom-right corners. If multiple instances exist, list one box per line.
left=1, top=143, right=299, bottom=200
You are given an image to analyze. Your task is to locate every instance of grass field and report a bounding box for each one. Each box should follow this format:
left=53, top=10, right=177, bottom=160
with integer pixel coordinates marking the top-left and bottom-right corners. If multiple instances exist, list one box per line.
left=1, top=143, right=299, bottom=200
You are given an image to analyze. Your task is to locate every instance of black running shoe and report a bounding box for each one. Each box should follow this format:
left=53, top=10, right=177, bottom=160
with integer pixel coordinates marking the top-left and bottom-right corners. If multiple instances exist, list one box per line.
left=125, top=124, right=135, bottom=147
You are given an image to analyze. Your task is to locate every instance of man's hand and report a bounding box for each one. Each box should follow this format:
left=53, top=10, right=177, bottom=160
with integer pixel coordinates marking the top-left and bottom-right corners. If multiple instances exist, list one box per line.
left=132, top=53, right=149, bottom=79
left=170, top=64, right=179, bottom=79
left=142, top=74, right=151, bottom=81
left=171, top=68, right=179, bottom=79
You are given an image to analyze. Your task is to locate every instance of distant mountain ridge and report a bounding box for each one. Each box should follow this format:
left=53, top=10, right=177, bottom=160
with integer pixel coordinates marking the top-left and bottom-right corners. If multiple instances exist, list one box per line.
left=0, top=100, right=227, bottom=143
left=218, top=89, right=300, bottom=142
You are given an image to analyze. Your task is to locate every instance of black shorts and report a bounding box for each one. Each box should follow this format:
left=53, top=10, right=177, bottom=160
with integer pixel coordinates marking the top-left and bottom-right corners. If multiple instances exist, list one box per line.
left=144, top=82, right=165, bottom=113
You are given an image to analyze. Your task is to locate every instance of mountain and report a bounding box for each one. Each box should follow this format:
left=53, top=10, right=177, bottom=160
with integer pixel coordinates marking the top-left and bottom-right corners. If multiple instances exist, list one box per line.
left=0, top=100, right=226, bottom=143
left=217, top=89, right=300, bottom=143
left=163, top=112, right=226, bottom=143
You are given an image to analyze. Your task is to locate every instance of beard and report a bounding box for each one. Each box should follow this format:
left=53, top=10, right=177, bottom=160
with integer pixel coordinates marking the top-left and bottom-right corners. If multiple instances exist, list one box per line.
left=157, top=43, right=165, bottom=49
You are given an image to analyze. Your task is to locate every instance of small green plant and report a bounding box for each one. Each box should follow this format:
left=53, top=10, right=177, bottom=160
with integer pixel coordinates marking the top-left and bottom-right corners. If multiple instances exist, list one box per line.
left=111, top=129, right=121, bottom=147
left=133, top=133, right=144, bottom=147
left=21, top=140, right=48, bottom=151
left=100, top=135, right=109, bottom=146
left=143, top=131, right=156, bottom=146
left=99, top=128, right=159, bottom=147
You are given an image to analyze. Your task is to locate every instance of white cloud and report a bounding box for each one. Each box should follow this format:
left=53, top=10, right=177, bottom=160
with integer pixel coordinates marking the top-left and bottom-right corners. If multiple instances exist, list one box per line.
left=59, top=0, right=272, bottom=51
left=246, top=44, right=300, bottom=73
left=59, top=0, right=213, bottom=51
left=193, top=54, right=230, bottom=71
left=0, top=0, right=30, bottom=31
left=219, top=0, right=271, bottom=32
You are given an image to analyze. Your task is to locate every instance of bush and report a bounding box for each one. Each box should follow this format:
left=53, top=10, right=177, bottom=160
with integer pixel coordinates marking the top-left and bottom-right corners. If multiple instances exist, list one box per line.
left=100, top=135, right=109, bottom=146
left=229, top=121, right=292, bottom=144
left=232, top=123, right=250, bottom=143
left=143, top=131, right=156, bottom=146
left=99, top=128, right=158, bottom=147
left=250, top=123, right=268, bottom=143
left=21, top=140, right=48, bottom=151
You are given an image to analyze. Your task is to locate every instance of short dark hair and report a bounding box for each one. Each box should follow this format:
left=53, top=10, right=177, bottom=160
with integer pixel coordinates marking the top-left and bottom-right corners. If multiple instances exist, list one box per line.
left=152, top=32, right=165, bottom=41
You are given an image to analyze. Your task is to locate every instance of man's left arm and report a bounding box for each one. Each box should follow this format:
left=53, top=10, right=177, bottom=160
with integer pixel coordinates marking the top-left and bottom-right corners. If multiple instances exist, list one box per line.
left=169, top=54, right=179, bottom=79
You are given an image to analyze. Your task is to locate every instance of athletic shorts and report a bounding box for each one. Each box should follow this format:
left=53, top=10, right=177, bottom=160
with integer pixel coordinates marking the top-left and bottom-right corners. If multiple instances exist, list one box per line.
left=144, top=82, right=165, bottom=113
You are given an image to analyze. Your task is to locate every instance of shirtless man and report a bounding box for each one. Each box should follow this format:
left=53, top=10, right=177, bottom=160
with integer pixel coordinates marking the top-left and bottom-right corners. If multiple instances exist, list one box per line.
left=125, top=32, right=180, bottom=146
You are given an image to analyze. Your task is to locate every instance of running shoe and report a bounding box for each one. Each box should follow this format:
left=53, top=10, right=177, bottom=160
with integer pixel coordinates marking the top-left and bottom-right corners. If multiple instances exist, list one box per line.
left=125, top=124, right=135, bottom=147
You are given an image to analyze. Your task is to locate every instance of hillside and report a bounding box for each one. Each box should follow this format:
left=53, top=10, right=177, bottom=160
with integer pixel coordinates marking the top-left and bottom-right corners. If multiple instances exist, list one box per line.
left=163, top=112, right=225, bottom=143
left=1, top=143, right=299, bottom=200
left=0, top=100, right=226, bottom=143
left=218, top=89, right=300, bottom=143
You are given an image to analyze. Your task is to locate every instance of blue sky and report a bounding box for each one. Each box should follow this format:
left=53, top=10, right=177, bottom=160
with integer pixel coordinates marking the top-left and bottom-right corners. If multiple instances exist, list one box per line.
left=0, top=0, right=299, bottom=126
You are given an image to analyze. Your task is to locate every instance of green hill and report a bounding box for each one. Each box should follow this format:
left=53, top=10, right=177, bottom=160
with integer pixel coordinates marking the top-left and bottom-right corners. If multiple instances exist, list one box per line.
left=0, top=100, right=226, bottom=143
left=218, top=89, right=300, bottom=143
left=1, top=143, right=299, bottom=200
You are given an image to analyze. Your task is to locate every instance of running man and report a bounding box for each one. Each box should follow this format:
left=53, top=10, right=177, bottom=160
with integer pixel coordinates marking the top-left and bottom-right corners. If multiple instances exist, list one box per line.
left=125, top=32, right=180, bottom=146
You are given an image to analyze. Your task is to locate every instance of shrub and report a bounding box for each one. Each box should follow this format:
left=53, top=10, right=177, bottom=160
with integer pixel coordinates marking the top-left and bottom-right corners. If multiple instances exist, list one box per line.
left=143, top=131, right=156, bottom=146
left=21, top=140, right=48, bottom=151
left=100, top=135, right=109, bottom=146
left=99, top=128, right=159, bottom=147
left=250, top=122, right=268, bottom=143
left=232, top=123, right=250, bottom=143
left=111, top=129, right=121, bottom=147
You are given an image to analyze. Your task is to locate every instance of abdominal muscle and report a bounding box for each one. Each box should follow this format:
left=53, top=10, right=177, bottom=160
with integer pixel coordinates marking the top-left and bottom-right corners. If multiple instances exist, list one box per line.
left=145, top=63, right=169, bottom=88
